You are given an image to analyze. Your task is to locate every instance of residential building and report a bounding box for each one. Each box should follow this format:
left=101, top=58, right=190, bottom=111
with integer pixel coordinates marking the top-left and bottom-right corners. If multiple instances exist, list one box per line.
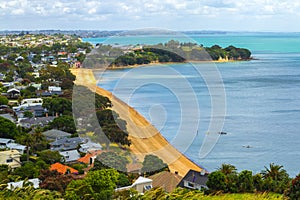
left=19, top=116, right=55, bottom=128
left=7, top=178, right=40, bottom=190
left=0, top=150, right=21, bottom=169
left=42, top=129, right=72, bottom=141
left=6, top=88, right=20, bottom=98
left=79, top=139, right=102, bottom=153
left=59, top=150, right=81, bottom=163
left=149, top=171, right=182, bottom=193
left=115, top=176, right=153, bottom=194
left=50, top=137, right=84, bottom=152
left=177, top=169, right=209, bottom=190
left=0, top=138, right=27, bottom=154
left=50, top=162, right=78, bottom=174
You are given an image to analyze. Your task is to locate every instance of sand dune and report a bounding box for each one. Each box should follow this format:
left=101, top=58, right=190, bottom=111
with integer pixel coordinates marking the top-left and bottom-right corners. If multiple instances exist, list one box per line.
left=71, top=68, right=202, bottom=176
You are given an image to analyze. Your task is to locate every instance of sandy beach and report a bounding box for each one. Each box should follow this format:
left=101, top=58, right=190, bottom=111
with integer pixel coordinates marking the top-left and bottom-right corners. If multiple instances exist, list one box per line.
left=71, top=68, right=202, bottom=176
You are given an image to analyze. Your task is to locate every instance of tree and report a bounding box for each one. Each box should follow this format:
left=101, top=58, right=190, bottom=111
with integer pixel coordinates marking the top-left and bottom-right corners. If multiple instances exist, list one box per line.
left=0, top=116, right=19, bottom=139
left=206, top=171, right=226, bottom=192
left=261, top=163, right=290, bottom=193
left=42, top=97, right=72, bottom=116
left=49, top=115, right=76, bottom=134
left=37, top=150, right=63, bottom=164
left=65, top=169, right=119, bottom=200
left=94, top=152, right=129, bottom=172
left=39, top=169, right=76, bottom=194
left=285, top=173, right=300, bottom=200
left=141, top=154, right=168, bottom=175
left=12, top=161, right=39, bottom=179
left=16, top=134, right=33, bottom=161
left=237, top=170, right=254, bottom=192
left=0, top=95, right=8, bottom=105
left=218, top=164, right=237, bottom=175
left=23, top=110, right=33, bottom=118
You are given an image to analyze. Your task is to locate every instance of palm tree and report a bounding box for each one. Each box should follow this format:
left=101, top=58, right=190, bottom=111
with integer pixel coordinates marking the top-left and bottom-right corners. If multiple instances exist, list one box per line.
left=218, top=164, right=237, bottom=175
left=261, top=163, right=288, bottom=181
left=20, top=134, right=34, bottom=161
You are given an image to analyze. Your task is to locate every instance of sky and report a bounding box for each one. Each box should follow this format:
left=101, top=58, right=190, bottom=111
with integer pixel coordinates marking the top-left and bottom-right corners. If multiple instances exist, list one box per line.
left=1, top=0, right=300, bottom=32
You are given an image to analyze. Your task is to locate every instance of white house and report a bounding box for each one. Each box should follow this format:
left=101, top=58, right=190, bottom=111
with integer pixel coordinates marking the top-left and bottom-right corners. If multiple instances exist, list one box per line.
left=115, top=176, right=153, bottom=194
left=7, top=178, right=40, bottom=190
left=0, top=150, right=21, bottom=169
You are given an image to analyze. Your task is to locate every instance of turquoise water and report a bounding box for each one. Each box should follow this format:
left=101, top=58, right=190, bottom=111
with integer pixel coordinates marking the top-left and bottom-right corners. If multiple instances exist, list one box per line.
left=84, top=33, right=300, bottom=176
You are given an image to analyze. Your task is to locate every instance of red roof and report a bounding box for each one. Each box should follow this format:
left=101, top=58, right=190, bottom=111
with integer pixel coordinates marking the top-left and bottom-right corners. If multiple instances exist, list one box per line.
left=77, top=150, right=103, bottom=164
left=50, top=162, right=78, bottom=174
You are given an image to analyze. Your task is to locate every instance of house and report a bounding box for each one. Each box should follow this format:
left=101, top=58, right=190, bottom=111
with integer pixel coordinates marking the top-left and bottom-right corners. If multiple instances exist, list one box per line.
left=0, top=113, right=16, bottom=123
left=0, top=150, right=21, bottom=169
left=60, top=150, right=81, bottom=163
left=177, top=169, right=209, bottom=190
left=48, top=86, right=61, bottom=92
left=0, top=138, right=27, bottom=154
left=7, top=178, right=40, bottom=190
left=6, top=143, right=27, bottom=154
left=19, top=116, right=55, bottom=128
left=149, top=171, right=182, bottom=193
left=42, top=129, right=72, bottom=141
left=115, top=176, right=153, bottom=194
left=6, top=88, right=20, bottom=98
left=50, top=162, right=78, bottom=174
left=79, top=139, right=102, bottom=153
left=13, top=98, right=43, bottom=112
left=25, top=105, right=46, bottom=117
left=0, top=138, right=15, bottom=149
left=77, top=150, right=102, bottom=165
left=50, top=137, right=84, bottom=152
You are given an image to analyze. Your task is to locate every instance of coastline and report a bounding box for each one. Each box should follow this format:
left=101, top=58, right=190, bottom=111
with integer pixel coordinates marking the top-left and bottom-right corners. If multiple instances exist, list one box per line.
left=107, top=58, right=253, bottom=70
left=71, top=68, right=202, bottom=176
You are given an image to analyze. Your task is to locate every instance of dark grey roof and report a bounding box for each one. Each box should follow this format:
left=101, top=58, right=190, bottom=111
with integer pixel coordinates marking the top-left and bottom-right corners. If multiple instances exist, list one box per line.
left=42, top=129, right=72, bottom=140
left=177, top=169, right=209, bottom=187
left=19, top=116, right=55, bottom=127
left=50, top=137, right=85, bottom=151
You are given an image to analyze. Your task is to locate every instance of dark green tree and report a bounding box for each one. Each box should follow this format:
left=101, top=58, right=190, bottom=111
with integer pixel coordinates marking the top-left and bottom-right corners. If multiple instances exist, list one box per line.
left=206, top=171, right=226, bottom=192
left=49, top=115, right=76, bottom=134
left=65, top=169, right=119, bottom=200
left=237, top=170, right=254, bottom=192
left=141, top=154, right=168, bottom=175
left=285, top=173, right=300, bottom=200
left=0, top=95, right=8, bottom=105
left=0, top=116, right=19, bottom=139
left=94, top=152, right=129, bottom=172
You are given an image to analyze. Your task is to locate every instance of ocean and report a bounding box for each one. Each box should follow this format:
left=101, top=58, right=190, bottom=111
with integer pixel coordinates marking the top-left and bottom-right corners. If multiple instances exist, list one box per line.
left=83, top=33, right=300, bottom=176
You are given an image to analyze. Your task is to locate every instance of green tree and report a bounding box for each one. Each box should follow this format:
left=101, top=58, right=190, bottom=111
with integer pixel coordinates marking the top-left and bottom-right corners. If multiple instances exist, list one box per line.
left=23, top=111, right=33, bottom=118
left=218, top=163, right=237, bottom=175
left=16, top=134, right=34, bottom=161
left=12, top=161, right=39, bottom=179
left=65, top=169, right=119, bottom=200
left=261, top=163, right=290, bottom=193
left=206, top=171, right=226, bottom=192
left=237, top=170, right=254, bottom=192
left=0, top=116, right=19, bottom=139
left=37, top=150, right=63, bottom=164
left=95, top=152, right=129, bottom=172
left=285, top=173, right=300, bottom=200
left=141, top=154, right=168, bottom=175
left=49, top=115, right=76, bottom=134
left=0, top=95, right=8, bottom=105
left=42, top=97, right=72, bottom=116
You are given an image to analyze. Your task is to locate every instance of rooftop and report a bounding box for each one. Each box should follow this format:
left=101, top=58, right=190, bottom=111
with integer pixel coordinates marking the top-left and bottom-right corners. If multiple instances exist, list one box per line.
left=50, top=162, right=78, bottom=174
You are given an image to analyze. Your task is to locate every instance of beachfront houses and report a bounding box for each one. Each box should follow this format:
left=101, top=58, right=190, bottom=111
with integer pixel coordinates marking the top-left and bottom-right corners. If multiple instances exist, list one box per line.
left=177, top=169, right=209, bottom=190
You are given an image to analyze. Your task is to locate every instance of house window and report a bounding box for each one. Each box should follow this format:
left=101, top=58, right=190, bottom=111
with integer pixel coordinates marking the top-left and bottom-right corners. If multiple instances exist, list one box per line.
left=6, top=158, right=13, bottom=163
left=187, top=182, right=195, bottom=188
left=144, top=185, right=152, bottom=191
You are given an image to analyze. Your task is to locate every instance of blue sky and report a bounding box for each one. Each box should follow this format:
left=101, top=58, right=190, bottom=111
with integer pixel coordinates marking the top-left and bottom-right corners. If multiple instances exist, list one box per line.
left=1, top=0, right=300, bottom=32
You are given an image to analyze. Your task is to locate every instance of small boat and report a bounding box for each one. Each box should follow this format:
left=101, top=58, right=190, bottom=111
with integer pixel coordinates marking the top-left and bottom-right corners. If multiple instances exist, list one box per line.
left=243, top=145, right=252, bottom=148
left=218, top=131, right=227, bottom=135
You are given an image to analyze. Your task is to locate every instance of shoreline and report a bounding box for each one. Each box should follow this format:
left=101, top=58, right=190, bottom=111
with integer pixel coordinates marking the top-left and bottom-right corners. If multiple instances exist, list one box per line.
left=71, top=68, right=203, bottom=176
left=106, top=58, right=253, bottom=70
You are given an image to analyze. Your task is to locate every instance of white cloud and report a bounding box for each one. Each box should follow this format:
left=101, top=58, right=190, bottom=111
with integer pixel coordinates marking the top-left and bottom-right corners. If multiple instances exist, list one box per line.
left=1, top=0, right=300, bottom=31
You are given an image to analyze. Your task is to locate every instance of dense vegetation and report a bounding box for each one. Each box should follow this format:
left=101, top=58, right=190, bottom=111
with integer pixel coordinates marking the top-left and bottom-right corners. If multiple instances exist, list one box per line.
left=83, top=40, right=251, bottom=69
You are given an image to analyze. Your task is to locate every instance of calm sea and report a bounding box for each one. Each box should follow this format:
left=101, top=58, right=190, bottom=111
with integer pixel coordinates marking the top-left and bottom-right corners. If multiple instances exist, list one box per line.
left=84, top=33, right=300, bottom=176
